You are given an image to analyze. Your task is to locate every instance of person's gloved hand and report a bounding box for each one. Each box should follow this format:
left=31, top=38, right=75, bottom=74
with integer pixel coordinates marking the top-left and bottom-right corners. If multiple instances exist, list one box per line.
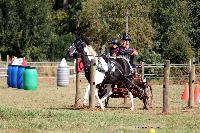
left=131, top=48, right=138, bottom=56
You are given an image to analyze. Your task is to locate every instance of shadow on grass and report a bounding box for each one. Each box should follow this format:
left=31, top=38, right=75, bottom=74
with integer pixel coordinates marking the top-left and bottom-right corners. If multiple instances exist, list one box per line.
left=44, top=105, right=134, bottom=112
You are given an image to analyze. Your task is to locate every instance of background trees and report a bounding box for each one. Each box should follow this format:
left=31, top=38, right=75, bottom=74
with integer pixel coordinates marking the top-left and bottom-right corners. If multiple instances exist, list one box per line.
left=0, top=0, right=53, bottom=61
left=0, top=0, right=74, bottom=61
left=151, top=0, right=194, bottom=63
left=189, top=0, right=200, bottom=62
left=0, top=0, right=199, bottom=63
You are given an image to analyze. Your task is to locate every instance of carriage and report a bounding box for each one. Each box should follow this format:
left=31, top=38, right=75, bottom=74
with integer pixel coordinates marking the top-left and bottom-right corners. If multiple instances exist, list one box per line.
left=70, top=37, right=153, bottom=110
left=97, top=67, right=153, bottom=110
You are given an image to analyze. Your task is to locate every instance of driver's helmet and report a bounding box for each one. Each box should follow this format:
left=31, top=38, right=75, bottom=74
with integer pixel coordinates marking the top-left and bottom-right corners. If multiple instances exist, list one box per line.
left=121, top=33, right=131, bottom=41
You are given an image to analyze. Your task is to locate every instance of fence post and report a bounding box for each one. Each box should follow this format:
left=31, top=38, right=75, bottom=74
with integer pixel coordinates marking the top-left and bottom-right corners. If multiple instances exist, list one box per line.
left=188, top=64, right=195, bottom=107
left=163, top=60, right=170, bottom=113
left=74, top=58, right=82, bottom=108
left=141, top=62, right=144, bottom=80
left=89, top=59, right=96, bottom=109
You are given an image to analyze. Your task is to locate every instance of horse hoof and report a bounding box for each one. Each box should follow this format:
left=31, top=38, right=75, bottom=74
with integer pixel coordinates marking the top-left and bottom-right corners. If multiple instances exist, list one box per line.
left=101, top=107, right=106, bottom=111
left=130, top=106, right=135, bottom=111
left=83, top=104, right=87, bottom=108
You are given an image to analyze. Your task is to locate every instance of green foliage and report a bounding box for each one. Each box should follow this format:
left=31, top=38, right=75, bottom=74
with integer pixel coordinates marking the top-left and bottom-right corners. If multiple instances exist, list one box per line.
left=52, top=10, right=69, bottom=35
left=67, top=0, right=84, bottom=33
left=138, top=48, right=162, bottom=64
left=0, top=0, right=75, bottom=61
left=0, top=0, right=20, bottom=55
left=0, top=0, right=52, bottom=61
left=51, top=9, right=75, bottom=61
left=151, top=0, right=194, bottom=63
left=50, top=33, right=75, bottom=61
left=189, top=0, right=200, bottom=60
left=75, top=0, right=156, bottom=54
left=0, top=0, right=199, bottom=63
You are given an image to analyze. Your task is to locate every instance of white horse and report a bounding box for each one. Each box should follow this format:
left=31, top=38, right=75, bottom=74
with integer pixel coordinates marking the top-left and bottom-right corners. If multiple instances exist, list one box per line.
left=69, top=38, right=145, bottom=110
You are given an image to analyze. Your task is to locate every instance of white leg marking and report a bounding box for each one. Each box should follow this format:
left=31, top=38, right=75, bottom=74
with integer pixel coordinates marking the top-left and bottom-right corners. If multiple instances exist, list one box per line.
left=128, top=91, right=135, bottom=111
left=95, top=89, right=105, bottom=110
left=83, top=84, right=90, bottom=105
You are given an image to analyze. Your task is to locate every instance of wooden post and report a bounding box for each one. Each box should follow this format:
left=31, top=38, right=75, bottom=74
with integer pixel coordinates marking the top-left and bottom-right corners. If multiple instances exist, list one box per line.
left=74, top=58, right=82, bottom=108
left=89, top=59, right=96, bottom=109
left=198, top=48, right=200, bottom=64
left=63, top=0, right=68, bottom=9
left=141, top=62, right=144, bottom=80
left=6, top=55, right=9, bottom=65
left=188, top=64, right=195, bottom=107
left=163, top=60, right=170, bottom=113
left=125, top=10, right=129, bottom=34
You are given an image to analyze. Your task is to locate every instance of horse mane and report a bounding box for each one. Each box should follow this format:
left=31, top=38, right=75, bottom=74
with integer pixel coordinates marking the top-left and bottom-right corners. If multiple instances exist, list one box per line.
left=79, top=35, right=97, bottom=56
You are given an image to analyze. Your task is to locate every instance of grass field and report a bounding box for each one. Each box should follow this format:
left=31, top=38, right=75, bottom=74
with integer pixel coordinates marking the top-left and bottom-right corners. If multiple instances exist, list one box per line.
left=0, top=77, right=200, bottom=133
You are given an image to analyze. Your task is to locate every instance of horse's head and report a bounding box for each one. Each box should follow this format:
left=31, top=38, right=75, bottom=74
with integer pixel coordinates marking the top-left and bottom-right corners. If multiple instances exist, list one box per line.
left=69, top=38, right=86, bottom=58
left=69, top=37, right=97, bottom=59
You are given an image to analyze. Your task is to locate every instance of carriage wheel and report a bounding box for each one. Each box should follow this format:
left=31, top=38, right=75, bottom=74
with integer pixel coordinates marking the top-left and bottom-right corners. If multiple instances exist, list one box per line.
left=143, top=85, right=153, bottom=110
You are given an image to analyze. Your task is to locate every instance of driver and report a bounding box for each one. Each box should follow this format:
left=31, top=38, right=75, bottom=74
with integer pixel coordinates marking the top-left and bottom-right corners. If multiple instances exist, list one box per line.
left=114, top=33, right=138, bottom=69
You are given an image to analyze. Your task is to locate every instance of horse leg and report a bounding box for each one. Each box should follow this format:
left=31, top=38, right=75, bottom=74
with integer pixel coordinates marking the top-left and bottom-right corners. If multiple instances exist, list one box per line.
left=83, top=84, right=90, bottom=106
left=124, top=80, right=135, bottom=111
left=105, top=97, right=109, bottom=108
left=91, top=84, right=112, bottom=110
left=143, top=85, right=153, bottom=110
left=93, top=84, right=112, bottom=111
left=99, top=84, right=113, bottom=103
left=94, top=89, right=105, bottom=110
left=83, top=83, right=105, bottom=110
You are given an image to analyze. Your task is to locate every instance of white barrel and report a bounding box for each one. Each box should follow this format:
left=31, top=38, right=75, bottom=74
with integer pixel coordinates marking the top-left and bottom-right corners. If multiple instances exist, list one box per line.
left=57, top=66, right=70, bottom=86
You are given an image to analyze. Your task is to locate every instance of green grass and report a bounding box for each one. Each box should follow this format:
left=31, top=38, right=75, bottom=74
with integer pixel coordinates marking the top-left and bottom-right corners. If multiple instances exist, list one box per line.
left=0, top=78, right=200, bottom=133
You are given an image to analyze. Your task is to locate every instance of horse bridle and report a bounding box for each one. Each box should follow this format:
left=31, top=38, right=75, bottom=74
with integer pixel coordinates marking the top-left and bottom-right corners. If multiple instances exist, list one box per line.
left=70, top=39, right=97, bottom=57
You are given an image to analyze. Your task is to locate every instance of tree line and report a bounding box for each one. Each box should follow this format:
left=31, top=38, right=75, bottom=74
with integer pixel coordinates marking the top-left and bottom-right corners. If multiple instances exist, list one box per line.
left=0, top=0, right=199, bottom=64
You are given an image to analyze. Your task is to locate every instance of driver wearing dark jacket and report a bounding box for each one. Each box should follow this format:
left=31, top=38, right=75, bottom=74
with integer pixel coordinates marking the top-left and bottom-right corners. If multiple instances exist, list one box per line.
left=114, top=33, right=138, bottom=68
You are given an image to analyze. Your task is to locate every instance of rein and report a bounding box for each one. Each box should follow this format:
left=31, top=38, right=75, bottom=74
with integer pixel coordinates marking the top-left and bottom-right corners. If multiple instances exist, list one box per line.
left=115, top=68, right=144, bottom=92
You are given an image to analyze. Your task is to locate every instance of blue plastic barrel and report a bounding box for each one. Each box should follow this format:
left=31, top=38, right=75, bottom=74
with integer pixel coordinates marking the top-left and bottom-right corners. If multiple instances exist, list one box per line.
left=7, top=65, right=12, bottom=87
left=11, top=65, right=18, bottom=88
left=17, top=66, right=25, bottom=89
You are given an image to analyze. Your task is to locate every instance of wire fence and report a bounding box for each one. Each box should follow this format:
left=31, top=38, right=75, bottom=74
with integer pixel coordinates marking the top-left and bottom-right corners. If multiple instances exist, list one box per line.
left=141, top=64, right=200, bottom=79
left=1, top=61, right=200, bottom=85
